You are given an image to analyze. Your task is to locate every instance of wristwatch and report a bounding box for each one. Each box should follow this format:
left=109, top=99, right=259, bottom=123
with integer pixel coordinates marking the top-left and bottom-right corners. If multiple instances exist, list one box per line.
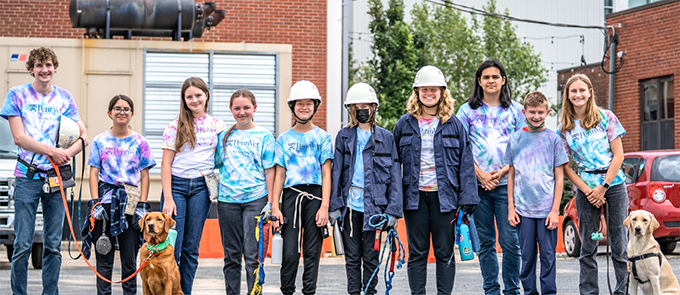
left=602, top=182, right=610, bottom=190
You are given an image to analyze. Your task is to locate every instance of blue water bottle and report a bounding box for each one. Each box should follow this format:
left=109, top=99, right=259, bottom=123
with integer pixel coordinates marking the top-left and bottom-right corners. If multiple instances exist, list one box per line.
left=458, top=223, right=474, bottom=261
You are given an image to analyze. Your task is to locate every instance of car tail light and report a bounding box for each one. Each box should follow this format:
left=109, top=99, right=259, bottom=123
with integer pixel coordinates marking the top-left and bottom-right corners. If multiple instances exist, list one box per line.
left=648, top=182, right=666, bottom=203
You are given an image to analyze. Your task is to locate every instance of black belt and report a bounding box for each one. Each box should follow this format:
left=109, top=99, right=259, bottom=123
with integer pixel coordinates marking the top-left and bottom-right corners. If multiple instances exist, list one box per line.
left=628, top=252, right=663, bottom=284
left=583, top=169, right=609, bottom=174
left=17, top=157, right=47, bottom=177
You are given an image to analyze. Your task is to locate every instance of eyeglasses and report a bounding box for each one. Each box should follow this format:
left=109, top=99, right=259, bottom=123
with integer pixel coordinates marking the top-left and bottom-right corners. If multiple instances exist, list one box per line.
left=112, top=107, right=132, bottom=114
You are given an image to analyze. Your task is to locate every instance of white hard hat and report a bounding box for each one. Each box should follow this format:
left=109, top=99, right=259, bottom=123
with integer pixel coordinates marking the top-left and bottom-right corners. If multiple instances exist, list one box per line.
left=413, top=65, right=446, bottom=89
left=57, top=115, right=80, bottom=148
left=288, top=80, right=322, bottom=103
left=344, top=83, right=379, bottom=107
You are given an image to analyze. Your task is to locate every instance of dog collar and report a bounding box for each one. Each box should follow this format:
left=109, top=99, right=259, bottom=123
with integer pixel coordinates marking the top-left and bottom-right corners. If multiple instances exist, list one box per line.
left=146, top=236, right=171, bottom=252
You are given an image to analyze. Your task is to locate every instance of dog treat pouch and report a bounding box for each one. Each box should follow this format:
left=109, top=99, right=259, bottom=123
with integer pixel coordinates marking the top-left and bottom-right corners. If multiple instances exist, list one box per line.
left=204, top=171, right=219, bottom=201
left=43, top=164, right=76, bottom=193
left=124, top=184, right=141, bottom=215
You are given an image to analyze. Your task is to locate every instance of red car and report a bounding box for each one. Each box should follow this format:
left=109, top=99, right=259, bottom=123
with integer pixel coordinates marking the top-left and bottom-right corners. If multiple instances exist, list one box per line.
left=562, top=150, right=680, bottom=257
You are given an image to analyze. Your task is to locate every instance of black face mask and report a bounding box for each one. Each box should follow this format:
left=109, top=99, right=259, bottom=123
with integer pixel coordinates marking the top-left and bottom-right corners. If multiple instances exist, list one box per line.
left=356, top=109, right=372, bottom=123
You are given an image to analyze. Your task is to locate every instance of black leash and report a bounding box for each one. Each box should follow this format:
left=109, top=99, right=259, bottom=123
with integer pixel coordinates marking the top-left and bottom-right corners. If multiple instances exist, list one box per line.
left=67, top=138, right=85, bottom=260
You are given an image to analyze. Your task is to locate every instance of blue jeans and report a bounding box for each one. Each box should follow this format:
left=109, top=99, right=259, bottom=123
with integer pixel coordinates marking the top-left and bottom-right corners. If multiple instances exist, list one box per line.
left=217, top=196, right=268, bottom=295
left=11, top=177, right=65, bottom=295
left=575, top=184, right=628, bottom=295
left=161, top=175, right=211, bottom=295
left=474, top=185, right=521, bottom=295
left=516, top=216, right=557, bottom=295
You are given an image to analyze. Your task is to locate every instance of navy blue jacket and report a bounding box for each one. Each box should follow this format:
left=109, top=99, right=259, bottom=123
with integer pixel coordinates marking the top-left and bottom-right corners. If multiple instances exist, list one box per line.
left=393, top=114, right=478, bottom=212
left=329, top=126, right=403, bottom=231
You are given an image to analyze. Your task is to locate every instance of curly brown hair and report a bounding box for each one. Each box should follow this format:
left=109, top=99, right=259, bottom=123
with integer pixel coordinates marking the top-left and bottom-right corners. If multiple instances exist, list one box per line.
left=25, top=47, right=59, bottom=77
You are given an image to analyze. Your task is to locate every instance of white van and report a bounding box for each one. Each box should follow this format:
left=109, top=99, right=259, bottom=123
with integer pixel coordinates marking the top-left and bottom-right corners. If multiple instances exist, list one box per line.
left=0, top=117, right=43, bottom=269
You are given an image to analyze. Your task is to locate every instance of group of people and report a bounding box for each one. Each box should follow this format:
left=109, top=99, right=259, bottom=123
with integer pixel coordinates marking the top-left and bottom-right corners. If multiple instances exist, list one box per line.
left=1, top=46, right=630, bottom=295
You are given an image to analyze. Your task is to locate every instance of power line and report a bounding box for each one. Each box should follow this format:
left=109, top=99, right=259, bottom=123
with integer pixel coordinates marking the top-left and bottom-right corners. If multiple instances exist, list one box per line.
left=424, top=0, right=606, bottom=35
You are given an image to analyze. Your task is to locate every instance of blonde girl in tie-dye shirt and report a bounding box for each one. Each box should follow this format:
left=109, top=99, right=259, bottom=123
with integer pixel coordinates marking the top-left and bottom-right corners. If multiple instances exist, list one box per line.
left=558, top=74, right=627, bottom=295
left=213, top=89, right=276, bottom=294
left=160, top=77, right=226, bottom=294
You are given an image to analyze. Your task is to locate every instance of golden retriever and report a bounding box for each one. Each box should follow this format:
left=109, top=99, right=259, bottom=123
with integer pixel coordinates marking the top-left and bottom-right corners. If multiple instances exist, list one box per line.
left=139, top=212, right=183, bottom=295
left=624, top=210, right=680, bottom=295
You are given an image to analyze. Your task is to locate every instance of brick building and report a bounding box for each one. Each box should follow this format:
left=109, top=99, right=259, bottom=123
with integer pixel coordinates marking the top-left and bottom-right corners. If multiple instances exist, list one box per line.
left=605, top=0, right=679, bottom=152
left=0, top=0, right=343, bottom=201
left=557, top=63, right=609, bottom=109
left=0, top=0, right=337, bottom=131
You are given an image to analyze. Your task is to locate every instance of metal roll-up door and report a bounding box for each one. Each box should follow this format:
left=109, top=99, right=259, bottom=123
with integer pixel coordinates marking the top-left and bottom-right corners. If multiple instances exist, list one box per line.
left=212, top=54, right=277, bottom=133
left=143, top=51, right=278, bottom=173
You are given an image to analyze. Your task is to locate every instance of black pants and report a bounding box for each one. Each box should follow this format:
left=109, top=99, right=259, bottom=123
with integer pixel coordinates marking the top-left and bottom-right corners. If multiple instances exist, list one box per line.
left=91, top=204, right=140, bottom=295
left=403, top=191, right=457, bottom=295
left=280, top=185, right=324, bottom=295
left=343, top=210, right=380, bottom=295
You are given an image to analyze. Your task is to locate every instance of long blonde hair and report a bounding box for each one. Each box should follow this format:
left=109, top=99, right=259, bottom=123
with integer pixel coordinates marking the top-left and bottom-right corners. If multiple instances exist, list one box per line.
left=406, top=87, right=455, bottom=123
left=176, top=77, right=210, bottom=151
left=559, top=74, right=601, bottom=132
left=222, top=89, right=257, bottom=152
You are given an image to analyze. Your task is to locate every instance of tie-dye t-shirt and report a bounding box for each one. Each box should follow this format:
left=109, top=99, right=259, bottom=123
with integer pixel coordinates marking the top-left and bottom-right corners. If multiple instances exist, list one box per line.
left=275, top=126, right=333, bottom=188
left=0, top=83, right=82, bottom=179
left=504, top=128, right=569, bottom=218
left=557, top=109, right=626, bottom=189
left=348, top=128, right=371, bottom=212
left=214, top=125, right=275, bottom=203
left=162, top=115, right=226, bottom=179
left=88, top=131, right=156, bottom=203
left=418, top=117, right=439, bottom=191
left=456, top=101, right=526, bottom=185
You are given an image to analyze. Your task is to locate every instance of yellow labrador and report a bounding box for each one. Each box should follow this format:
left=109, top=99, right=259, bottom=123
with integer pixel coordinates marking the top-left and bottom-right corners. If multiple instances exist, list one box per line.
left=624, top=210, right=680, bottom=295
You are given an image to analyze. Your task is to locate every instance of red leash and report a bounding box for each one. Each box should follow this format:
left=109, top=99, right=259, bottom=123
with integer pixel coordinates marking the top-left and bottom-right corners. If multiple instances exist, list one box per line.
left=50, top=156, right=149, bottom=284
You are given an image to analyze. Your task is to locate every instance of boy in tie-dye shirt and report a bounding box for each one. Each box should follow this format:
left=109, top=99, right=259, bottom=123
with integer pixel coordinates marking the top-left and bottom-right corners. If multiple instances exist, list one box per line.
left=1, top=47, right=88, bottom=295
left=504, top=92, right=568, bottom=295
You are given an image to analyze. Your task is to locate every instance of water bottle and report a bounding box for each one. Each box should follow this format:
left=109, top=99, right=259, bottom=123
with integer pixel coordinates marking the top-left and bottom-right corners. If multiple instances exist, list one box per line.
left=168, top=225, right=178, bottom=247
left=331, top=221, right=345, bottom=256
left=458, top=223, right=474, bottom=261
left=271, top=229, right=283, bottom=264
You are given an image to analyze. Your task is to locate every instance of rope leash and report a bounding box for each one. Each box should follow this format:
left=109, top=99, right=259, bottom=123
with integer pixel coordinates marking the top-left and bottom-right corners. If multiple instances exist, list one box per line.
left=289, top=186, right=322, bottom=253
left=250, top=215, right=268, bottom=295
left=365, top=214, right=406, bottom=295
left=49, top=156, right=149, bottom=284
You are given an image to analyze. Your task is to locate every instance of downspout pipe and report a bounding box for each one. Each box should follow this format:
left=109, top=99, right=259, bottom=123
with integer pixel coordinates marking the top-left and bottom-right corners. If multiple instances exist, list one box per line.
left=608, top=29, right=618, bottom=111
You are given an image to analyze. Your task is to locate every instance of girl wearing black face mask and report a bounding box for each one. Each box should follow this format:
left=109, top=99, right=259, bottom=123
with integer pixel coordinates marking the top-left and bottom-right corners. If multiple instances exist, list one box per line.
left=329, top=83, right=402, bottom=295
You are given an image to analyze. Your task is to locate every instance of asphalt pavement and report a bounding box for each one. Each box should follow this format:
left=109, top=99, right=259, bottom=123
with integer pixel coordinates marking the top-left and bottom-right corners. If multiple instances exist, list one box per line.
left=2, top=243, right=680, bottom=294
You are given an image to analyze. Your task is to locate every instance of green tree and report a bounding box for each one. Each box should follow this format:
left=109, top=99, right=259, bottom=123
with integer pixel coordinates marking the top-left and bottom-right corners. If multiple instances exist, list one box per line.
left=411, top=2, right=482, bottom=108
left=362, top=0, right=418, bottom=131
left=480, top=0, right=546, bottom=104
left=360, top=0, right=547, bottom=122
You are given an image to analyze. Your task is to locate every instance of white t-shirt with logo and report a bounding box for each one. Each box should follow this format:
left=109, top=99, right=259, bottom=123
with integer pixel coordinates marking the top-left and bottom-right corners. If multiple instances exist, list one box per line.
left=162, top=115, right=227, bottom=179
left=419, top=117, right=439, bottom=191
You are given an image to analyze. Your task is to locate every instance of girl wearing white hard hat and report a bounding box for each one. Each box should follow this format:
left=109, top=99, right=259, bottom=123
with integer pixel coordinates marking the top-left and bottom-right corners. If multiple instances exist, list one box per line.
left=87, top=94, right=156, bottom=295
left=328, top=83, right=402, bottom=295
left=393, top=65, right=478, bottom=294
left=214, top=89, right=276, bottom=294
left=271, top=80, right=333, bottom=295
left=160, top=77, right=227, bottom=294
